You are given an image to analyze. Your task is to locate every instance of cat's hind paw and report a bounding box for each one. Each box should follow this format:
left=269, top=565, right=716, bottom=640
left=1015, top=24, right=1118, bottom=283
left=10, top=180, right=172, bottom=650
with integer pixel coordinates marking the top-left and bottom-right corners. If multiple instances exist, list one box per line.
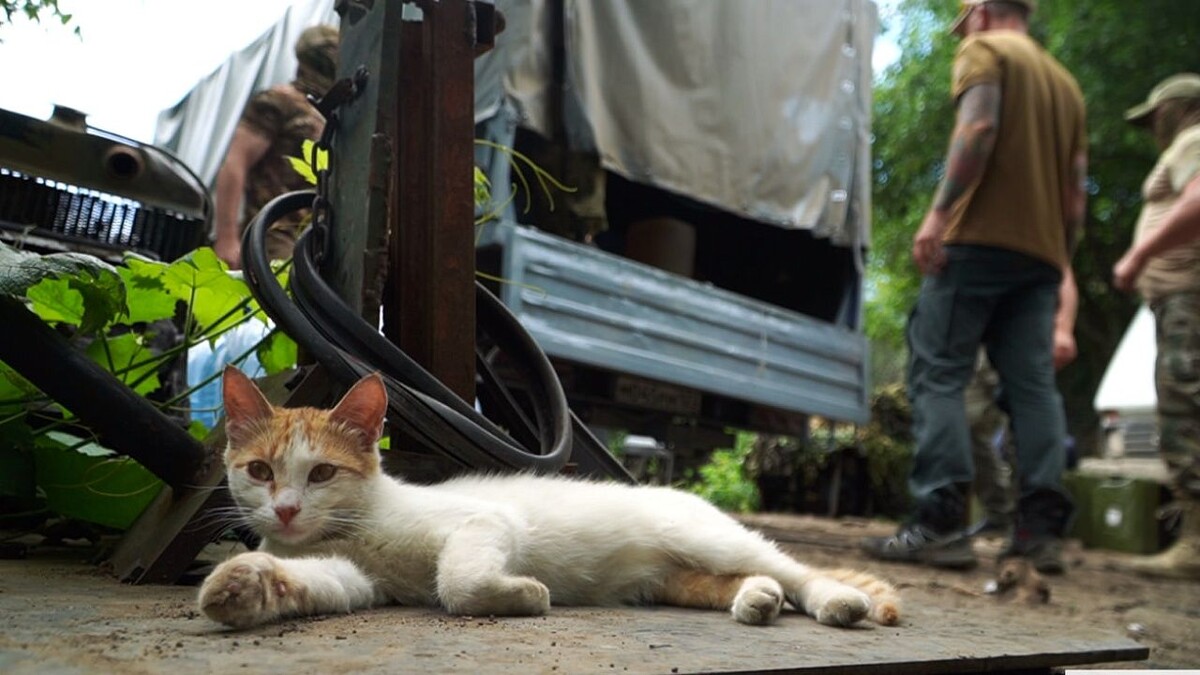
left=731, top=576, right=784, bottom=625
left=811, top=587, right=870, bottom=627
left=199, top=552, right=292, bottom=629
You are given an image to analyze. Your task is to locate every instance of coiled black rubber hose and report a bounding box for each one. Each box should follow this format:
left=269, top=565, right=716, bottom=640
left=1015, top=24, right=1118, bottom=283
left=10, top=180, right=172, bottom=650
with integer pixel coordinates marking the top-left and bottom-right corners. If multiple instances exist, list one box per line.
left=241, top=190, right=632, bottom=480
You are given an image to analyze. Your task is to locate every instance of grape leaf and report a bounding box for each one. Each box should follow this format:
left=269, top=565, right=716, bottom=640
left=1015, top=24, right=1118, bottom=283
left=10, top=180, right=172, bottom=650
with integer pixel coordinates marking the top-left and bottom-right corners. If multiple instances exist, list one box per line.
left=1, top=243, right=126, bottom=333
left=257, top=330, right=298, bottom=375
left=84, top=333, right=162, bottom=396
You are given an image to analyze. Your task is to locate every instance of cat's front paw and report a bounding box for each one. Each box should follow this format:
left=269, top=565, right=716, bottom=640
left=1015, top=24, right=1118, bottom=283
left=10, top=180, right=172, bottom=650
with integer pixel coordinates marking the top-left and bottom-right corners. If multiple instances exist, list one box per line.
left=508, top=576, right=552, bottom=615
left=442, top=576, right=551, bottom=617
left=199, top=552, right=292, bottom=629
left=811, top=586, right=870, bottom=627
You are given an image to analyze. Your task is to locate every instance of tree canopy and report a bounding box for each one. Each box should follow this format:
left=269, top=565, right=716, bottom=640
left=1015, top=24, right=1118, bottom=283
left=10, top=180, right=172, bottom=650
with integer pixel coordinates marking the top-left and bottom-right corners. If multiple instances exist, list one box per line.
left=868, top=0, right=1200, bottom=446
left=0, top=0, right=76, bottom=36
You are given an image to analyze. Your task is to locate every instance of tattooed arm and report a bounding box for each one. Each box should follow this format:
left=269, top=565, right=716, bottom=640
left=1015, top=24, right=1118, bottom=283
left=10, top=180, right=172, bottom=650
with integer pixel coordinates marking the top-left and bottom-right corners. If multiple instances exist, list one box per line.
left=913, top=82, right=1002, bottom=274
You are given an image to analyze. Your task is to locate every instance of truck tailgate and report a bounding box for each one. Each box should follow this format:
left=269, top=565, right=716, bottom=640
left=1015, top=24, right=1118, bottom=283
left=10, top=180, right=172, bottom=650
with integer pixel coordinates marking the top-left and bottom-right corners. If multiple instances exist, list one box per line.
left=482, top=222, right=869, bottom=424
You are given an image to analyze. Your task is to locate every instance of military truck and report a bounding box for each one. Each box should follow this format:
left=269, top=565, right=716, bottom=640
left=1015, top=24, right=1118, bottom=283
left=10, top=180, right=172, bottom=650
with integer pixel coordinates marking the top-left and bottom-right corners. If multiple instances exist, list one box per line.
left=158, top=0, right=877, bottom=475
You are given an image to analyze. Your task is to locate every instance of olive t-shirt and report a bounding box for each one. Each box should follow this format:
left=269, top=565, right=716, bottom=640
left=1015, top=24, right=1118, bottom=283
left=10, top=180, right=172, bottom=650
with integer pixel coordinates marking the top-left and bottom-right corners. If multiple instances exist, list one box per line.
left=944, top=31, right=1087, bottom=271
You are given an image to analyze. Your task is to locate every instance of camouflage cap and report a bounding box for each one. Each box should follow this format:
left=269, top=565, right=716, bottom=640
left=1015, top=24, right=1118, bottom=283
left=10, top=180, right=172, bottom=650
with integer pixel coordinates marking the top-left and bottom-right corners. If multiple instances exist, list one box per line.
left=295, top=24, right=339, bottom=76
left=950, top=0, right=1037, bottom=37
left=1125, top=73, right=1200, bottom=126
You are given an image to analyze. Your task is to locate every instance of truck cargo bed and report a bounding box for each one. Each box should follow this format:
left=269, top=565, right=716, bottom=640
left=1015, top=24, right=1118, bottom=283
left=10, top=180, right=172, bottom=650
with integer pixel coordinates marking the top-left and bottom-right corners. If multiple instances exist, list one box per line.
left=479, top=221, right=869, bottom=425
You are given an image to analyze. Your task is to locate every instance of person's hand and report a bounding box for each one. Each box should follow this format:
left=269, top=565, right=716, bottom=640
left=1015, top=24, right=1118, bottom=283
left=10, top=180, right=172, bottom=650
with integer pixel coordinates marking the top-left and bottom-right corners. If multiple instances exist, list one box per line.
left=1052, top=328, right=1077, bottom=370
left=1112, top=248, right=1146, bottom=293
left=215, top=237, right=242, bottom=271
left=913, top=210, right=950, bottom=275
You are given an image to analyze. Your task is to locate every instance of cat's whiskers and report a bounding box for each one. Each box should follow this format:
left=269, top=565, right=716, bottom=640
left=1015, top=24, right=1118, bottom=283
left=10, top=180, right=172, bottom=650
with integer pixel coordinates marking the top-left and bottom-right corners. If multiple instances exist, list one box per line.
left=184, top=504, right=252, bottom=537
left=315, top=509, right=376, bottom=542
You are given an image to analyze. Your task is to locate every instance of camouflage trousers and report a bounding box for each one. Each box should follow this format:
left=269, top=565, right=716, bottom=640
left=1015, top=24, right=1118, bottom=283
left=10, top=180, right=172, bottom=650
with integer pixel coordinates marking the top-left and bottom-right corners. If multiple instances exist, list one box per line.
left=1151, top=290, right=1200, bottom=499
left=965, top=350, right=1015, bottom=522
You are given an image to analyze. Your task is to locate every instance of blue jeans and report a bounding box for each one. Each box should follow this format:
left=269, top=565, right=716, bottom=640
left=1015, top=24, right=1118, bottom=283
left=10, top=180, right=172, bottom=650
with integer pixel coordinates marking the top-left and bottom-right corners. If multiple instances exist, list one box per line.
left=906, top=245, right=1073, bottom=537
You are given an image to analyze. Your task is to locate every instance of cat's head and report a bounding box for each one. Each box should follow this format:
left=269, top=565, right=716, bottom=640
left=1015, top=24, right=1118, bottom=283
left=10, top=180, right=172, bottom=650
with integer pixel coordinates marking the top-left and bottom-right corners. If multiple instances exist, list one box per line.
left=221, top=366, right=388, bottom=545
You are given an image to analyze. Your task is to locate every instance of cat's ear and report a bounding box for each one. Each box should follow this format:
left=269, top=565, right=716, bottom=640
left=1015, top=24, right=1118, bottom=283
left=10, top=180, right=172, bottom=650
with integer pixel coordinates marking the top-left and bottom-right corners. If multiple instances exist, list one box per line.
left=330, top=372, right=388, bottom=444
left=222, top=365, right=274, bottom=446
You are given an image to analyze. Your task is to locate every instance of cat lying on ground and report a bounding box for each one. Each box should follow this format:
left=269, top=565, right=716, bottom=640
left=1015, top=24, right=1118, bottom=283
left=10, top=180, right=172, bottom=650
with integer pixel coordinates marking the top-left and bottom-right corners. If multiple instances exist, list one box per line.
left=198, top=367, right=900, bottom=629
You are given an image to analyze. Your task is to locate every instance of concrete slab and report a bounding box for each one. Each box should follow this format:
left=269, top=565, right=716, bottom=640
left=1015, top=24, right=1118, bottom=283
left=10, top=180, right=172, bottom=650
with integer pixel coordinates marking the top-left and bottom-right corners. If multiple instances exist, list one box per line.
left=0, top=546, right=1147, bottom=674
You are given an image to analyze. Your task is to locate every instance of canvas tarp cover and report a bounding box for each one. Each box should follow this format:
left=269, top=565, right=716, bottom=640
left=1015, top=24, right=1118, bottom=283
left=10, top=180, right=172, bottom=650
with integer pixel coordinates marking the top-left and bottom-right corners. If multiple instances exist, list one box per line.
left=505, top=0, right=876, bottom=246
left=157, top=0, right=874, bottom=246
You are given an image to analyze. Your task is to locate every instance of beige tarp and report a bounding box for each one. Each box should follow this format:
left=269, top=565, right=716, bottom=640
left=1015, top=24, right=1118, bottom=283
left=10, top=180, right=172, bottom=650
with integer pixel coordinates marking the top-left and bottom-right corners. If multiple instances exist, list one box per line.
left=503, top=0, right=877, bottom=246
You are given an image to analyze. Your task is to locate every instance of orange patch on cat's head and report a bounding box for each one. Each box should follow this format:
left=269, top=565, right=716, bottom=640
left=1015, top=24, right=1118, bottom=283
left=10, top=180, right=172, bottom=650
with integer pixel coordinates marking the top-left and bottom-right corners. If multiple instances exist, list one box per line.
left=222, top=368, right=388, bottom=477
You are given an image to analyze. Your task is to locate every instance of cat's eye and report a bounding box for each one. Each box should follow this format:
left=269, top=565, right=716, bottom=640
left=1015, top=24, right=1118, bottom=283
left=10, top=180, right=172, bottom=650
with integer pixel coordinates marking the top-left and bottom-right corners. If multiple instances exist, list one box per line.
left=308, top=463, right=338, bottom=484
left=246, top=460, right=273, bottom=482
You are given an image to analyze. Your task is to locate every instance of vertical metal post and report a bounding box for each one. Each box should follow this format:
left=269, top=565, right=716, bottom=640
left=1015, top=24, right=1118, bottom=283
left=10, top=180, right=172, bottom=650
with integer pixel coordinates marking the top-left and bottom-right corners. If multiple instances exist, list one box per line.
left=328, top=0, right=399, bottom=320
left=387, top=0, right=478, bottom=402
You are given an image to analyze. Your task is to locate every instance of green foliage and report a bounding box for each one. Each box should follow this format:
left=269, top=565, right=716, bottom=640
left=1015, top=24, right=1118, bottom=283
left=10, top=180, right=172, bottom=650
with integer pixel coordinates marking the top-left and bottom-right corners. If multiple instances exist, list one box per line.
left=474, top=166, right=491, bottom=210
left=1032, top=1, right=1200, bottom=444
left=286, top=139, right=329, bottom=186
left=33, top=431, right=163, bottom=530
left=0, top=245, right=125, bottom=334
left=0, top=0, right=78, bottom=37
left=857, top=384, right=914, bottom=518
left=741, top=398, right=913, bottom=520
left=685, top=432, right=761, bottom=513
left=473, top=139, right=576, bottom=225
left=868, top=0, right=1200, bottom=446
left=0, top=242, right=298, bottom=531
left=84, top=333, right=161, bottom=398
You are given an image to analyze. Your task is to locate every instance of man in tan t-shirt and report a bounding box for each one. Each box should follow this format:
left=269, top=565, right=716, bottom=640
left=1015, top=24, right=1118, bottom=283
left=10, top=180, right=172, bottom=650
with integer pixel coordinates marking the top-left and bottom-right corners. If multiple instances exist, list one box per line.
left=1112, top=73, right=1200, bottom=581
left=862, top=0, right=1087, bottom=574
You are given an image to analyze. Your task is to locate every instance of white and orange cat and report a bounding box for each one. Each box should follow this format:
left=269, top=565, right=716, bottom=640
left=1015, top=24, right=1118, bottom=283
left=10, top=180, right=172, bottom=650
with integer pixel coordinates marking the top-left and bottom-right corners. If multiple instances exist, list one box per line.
left=199, top=367, right=900, bottom=629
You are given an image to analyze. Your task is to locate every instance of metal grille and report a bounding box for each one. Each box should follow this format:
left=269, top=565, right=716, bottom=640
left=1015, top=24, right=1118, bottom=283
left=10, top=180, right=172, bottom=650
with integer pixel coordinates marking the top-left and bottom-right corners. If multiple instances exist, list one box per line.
left=0, top=167, right=207, bottom=262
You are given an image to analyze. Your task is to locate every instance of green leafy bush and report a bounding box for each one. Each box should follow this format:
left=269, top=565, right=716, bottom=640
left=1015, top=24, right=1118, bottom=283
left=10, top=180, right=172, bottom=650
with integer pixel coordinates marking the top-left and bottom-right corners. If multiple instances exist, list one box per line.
left=0, top=243, right=296, bottom=531
left=685, top=432, right=761, bottom=513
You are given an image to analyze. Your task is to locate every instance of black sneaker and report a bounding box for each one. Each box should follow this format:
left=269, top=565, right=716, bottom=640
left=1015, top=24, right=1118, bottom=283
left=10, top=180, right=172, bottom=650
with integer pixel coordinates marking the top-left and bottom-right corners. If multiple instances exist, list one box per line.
left=1000, top=536, right=1065, bottom=575
left=860, top=524, right=978, bottom=570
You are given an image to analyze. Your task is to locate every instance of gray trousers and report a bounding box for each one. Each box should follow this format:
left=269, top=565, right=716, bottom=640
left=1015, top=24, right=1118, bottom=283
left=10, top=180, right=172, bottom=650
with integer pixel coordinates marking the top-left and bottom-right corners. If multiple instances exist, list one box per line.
left=906, top=245, right=1073, bottom=536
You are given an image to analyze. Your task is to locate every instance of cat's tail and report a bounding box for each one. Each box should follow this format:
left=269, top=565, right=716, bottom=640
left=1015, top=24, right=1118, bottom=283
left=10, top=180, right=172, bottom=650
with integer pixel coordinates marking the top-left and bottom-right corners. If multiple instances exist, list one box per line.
left=820, top=568, right=902, bottom=626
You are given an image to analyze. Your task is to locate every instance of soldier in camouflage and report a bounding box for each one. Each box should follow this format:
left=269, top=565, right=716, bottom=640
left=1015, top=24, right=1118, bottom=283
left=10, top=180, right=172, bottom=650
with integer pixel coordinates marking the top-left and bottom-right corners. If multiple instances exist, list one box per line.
left=1113, top=73, right=1200, bottom=581
left=214, top=24, right=338, bottom=269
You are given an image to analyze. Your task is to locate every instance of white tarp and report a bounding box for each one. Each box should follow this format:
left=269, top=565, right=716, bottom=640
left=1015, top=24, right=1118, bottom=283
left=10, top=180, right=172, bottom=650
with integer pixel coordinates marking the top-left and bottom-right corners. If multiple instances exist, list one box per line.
left=1094, top=305, right=1157, bottom=413
left=155, top=0, right=519, bottom=188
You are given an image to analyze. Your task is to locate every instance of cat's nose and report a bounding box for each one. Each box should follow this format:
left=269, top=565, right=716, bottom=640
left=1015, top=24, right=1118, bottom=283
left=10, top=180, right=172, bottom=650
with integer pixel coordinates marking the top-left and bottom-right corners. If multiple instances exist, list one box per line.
left=274, top=504, right=301, bottom=526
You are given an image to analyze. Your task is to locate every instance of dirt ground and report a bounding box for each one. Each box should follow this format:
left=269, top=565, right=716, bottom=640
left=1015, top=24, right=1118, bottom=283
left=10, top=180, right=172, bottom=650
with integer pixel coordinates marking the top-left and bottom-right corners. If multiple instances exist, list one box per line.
left=741, top=513, right=1200, bottom=670
left=0, top=513, right=1195, bottom=673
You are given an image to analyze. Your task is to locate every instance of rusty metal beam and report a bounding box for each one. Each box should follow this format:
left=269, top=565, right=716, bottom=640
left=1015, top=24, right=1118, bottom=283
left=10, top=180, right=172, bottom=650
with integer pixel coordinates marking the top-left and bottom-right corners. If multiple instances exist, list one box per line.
left=386, top=0, right=477, bottom=403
